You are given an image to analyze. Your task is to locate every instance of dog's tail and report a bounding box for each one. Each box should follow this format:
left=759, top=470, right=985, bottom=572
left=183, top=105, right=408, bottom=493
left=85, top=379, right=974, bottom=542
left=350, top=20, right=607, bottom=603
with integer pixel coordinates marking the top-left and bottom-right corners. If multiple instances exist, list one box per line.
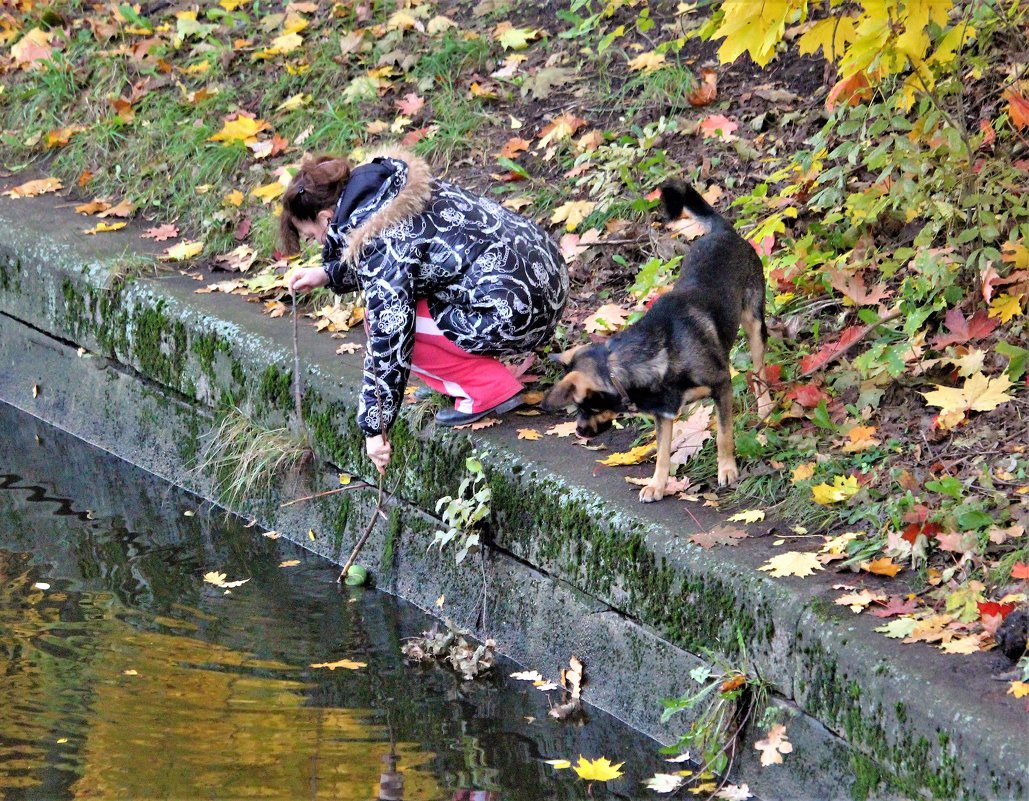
left=659, top=180, right=717, bottom=221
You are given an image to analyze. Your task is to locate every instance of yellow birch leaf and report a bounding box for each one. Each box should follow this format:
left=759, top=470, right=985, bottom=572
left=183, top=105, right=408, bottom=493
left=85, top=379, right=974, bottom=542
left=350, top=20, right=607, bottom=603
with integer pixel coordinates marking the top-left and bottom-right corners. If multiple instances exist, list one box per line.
left=727, top=509, right=765, bottom=523
left=597, top=443, right=654, bottom=466
left=251, top=181, right=286, bottom=204
left=163, top=240, right=204, bottom=261
left=224, top=190, right=244, bottom=207
left=82, top=221, right=127, bottom=235
left=517, top=428, right=542, bottom=440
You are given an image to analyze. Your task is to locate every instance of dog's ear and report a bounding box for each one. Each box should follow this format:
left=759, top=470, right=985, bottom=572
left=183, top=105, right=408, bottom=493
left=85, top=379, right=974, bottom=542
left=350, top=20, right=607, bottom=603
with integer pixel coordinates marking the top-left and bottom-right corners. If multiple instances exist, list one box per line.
left=659, top=180, right=688, bottom=221
left=550, top=344, right=587, bottom=367
left=542, top=371, right=593, bottom=410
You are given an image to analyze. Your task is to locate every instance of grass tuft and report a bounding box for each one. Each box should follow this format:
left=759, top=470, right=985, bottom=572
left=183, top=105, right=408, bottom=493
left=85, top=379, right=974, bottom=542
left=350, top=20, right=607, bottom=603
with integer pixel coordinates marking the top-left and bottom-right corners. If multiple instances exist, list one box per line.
left=196, top=408, right=311, bottom=508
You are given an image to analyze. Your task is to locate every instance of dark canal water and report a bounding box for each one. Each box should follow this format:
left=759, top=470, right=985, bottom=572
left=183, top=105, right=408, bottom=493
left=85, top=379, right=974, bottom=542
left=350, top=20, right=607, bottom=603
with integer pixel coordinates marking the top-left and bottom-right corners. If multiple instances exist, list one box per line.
left=0, top=402, right=672, bottom=801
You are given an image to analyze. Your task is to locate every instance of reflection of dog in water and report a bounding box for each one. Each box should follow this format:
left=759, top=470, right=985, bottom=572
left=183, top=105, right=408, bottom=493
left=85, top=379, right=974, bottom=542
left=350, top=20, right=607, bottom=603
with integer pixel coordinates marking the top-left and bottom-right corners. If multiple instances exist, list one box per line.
left=543, top=181, right=774, bottom=502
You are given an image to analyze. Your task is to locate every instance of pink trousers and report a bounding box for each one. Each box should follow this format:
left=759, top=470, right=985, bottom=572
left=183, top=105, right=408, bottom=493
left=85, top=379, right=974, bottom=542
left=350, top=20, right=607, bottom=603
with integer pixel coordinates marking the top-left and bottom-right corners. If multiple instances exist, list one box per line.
left=411, top=299, right=523, bottom=413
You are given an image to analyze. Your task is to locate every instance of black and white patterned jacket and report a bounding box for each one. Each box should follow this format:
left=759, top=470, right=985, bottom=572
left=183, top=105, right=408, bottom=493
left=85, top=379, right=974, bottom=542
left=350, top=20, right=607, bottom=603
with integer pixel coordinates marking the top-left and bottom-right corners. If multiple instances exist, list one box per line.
left=321, top=148, right=568, bottom=437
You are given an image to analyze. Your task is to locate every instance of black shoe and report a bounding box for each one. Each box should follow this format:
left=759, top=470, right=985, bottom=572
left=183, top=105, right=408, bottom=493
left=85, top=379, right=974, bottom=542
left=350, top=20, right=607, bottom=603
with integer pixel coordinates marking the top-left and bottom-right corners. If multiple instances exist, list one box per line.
left=413, top=386, right=434, bottom=401
left=434, top=395, right=523, bottom=427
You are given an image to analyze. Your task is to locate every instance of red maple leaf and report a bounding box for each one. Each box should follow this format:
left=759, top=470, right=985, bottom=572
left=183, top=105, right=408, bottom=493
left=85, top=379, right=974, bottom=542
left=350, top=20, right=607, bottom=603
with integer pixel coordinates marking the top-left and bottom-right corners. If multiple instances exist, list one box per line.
left=698, top=114, right=738, bottom=141
left=870, top=595, right=918, bottom=618
left=931, top=307, right=1000, bottom=349
left=799, top=326, right=865, bottom=374
left=826, top=269, right=893, bottom=306
left=784, top=382, right=830, bottom=408
left=1004, top=88, right=1029, bottom=130
left=395, top=92, right=425, bottom=116
left=901, top=520, right=943, bottom=544
left=977, top=601, right=1017, bottom=620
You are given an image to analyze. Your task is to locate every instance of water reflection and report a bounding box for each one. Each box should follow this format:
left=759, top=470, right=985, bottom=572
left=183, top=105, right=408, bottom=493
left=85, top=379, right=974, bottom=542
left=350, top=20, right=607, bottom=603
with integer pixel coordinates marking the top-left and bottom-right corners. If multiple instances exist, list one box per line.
left=0, top=404, right=670, bottom=801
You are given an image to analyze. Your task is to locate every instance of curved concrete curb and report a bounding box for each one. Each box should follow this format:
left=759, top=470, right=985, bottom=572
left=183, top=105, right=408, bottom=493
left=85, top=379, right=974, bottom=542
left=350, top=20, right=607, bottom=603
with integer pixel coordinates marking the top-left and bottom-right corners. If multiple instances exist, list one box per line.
left=1, top=190, right=1026, bottom=800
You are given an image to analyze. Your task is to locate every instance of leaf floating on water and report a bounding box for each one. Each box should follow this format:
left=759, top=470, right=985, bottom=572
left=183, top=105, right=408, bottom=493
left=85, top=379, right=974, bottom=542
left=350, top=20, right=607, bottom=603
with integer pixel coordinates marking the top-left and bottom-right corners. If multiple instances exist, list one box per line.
left=644, top=773, right=686, bottom=793
left=545, top=759, right=572, bottom=769
left=262, top=530, right=281, bottom=539
left=33, top=582, right=50, bottom=590
left=203, top=571, right=250, bottom=588
left=572, top=755, right=624, bottom=782
left=310, top=658, right=367, bottom=670
left=279, top=559, right=301, bottom=568
left=511, top=670, right=544, bottom=682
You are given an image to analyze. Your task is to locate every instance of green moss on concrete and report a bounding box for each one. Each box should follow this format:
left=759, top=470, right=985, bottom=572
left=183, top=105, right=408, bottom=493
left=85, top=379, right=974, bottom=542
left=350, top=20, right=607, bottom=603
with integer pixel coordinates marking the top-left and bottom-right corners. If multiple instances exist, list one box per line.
left=191, top=330, right=231, bottom=377
left=0, top=255, right=19, bottom=291
left=802, top=640, right=965, bottom=800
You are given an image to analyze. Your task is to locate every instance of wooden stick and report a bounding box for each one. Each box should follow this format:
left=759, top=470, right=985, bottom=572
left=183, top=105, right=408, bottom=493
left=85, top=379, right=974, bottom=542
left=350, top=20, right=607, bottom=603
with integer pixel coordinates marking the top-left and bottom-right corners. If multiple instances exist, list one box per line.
left=279, top=481, right=371, bottom=508
left=291, top=290, right=305, bottom=430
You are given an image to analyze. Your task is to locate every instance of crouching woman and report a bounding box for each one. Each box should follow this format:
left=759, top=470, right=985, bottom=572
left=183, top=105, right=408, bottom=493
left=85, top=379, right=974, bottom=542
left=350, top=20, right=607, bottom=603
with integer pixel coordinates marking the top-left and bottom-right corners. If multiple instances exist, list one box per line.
left=282, top=148, right=568, bottom=473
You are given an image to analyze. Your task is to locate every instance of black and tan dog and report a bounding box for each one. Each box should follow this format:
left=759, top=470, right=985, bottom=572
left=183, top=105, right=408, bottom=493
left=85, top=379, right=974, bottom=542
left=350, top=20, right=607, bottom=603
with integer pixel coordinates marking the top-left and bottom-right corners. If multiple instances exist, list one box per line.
left=543, top=181, right=774, bottom=502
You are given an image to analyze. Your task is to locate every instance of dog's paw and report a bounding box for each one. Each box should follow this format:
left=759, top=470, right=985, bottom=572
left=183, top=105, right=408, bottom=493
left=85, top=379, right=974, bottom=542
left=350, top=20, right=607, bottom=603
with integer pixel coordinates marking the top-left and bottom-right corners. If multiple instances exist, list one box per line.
left=717, top=459, right=739, bottom=486
left=756, top=394, right=775, bottom=421
left=639, top=483, right=666, bottom=503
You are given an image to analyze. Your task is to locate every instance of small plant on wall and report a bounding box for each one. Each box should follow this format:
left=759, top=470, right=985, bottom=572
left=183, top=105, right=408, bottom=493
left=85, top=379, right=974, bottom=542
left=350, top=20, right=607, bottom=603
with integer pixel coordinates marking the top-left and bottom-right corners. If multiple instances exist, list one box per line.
left=432, top=454, right=491, bottom=564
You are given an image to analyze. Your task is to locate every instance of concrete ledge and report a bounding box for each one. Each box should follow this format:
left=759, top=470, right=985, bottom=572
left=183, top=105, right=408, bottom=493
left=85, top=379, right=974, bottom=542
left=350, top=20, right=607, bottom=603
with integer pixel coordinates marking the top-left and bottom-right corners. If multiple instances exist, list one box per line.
left=2, top=191, right=1025, bottom=801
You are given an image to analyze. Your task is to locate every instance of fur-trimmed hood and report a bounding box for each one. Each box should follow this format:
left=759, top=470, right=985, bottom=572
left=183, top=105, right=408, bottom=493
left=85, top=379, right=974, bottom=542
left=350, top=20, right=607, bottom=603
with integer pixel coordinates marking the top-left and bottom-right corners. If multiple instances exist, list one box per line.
left=332, top=147, right=433, bottom=264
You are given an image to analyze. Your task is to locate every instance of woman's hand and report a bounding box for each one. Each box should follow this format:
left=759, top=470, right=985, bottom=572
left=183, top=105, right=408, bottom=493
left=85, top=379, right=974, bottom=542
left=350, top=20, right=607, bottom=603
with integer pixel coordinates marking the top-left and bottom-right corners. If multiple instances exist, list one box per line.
left=287, top=266, right=330, bottom=294
left=365, top=434, right=392, bottom=474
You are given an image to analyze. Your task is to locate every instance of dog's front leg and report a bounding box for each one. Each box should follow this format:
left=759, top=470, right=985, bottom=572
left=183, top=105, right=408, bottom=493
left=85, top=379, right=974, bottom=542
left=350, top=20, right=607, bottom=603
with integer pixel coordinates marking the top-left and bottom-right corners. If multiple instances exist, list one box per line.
left=715, top=382, right=738, bottom=486
left=640, top=415, right=673, bottom=503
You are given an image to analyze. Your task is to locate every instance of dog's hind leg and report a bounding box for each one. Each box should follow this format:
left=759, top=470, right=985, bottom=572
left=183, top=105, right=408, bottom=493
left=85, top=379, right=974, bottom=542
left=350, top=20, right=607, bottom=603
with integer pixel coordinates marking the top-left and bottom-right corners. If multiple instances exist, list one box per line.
left=639, top=415, right=675, bottom=503
left=742, top=306, right=774, bottom=420
left=714, top=381, right=739, bottom=486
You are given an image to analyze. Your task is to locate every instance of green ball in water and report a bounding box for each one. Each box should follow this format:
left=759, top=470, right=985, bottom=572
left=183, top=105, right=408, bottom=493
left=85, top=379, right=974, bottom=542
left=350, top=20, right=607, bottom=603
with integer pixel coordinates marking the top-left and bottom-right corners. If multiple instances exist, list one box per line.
left=344, top=564, right=368, bottom=586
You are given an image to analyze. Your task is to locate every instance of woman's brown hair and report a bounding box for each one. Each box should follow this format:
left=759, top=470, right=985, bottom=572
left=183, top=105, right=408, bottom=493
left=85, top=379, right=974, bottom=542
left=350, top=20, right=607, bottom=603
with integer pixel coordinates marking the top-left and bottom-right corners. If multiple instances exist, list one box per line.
left=278, top=154, right=352, bottom=255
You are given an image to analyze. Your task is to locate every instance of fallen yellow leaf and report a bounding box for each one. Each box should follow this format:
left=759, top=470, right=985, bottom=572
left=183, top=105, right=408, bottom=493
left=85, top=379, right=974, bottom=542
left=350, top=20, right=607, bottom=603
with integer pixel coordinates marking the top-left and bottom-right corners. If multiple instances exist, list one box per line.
left=758, top=551, right=823, bottom=578
left=208, top=116, right=269, bottom=144
left=163, top=240, right=205, bottom=261
left=811, top=475, right=860, bottom=505
left=727, top=509, right=765, bottom=524
left=860, top=557, right=902, bottom=577
left=82, top=221, right=127, bottom=235
left=3, top=176, right=63, bottom=198
left=309, top=658, right=367, bottom=670
left=597, top=442, right=654, bottom=466
left=517, top=428, right=541, bottom=440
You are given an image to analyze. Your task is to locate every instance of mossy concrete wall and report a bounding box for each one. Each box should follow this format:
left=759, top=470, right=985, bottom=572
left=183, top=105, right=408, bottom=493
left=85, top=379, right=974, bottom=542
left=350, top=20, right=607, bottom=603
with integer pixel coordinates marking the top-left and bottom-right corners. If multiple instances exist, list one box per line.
left=2, top=191, right=1025, bottom=801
